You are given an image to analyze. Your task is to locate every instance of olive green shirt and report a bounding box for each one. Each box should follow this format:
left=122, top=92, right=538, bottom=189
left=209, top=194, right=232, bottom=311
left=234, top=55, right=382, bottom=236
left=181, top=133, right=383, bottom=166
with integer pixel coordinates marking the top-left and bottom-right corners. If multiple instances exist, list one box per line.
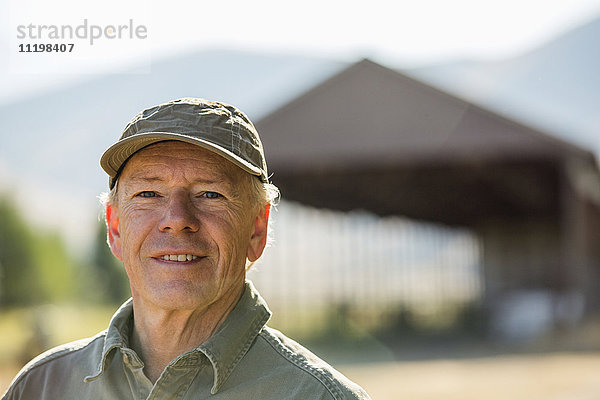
left=2, top=281, right=370, bottom=400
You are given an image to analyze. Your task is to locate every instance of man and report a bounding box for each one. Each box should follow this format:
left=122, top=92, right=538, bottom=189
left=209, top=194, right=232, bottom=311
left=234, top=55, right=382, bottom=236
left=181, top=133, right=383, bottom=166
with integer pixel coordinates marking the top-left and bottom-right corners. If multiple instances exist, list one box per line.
left=3, top=98, right=371, bottom=399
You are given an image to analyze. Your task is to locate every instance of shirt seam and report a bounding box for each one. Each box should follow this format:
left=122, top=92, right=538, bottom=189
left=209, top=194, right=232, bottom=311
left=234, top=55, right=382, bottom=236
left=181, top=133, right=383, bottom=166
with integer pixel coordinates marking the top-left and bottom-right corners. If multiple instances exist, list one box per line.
left=257, top=329, right=345, bottom=400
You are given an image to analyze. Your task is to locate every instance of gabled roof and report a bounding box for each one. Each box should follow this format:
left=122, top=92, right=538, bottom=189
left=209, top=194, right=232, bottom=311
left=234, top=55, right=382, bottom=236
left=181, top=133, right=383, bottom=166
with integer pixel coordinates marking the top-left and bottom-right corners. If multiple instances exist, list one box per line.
left=256, top=59, right=599, bottom=225
left=258, top=59, right=593, bottom=172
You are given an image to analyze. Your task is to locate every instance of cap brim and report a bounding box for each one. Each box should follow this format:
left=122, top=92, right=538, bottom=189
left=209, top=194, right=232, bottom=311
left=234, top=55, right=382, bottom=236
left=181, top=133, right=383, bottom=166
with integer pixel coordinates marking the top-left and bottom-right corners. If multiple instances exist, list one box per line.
left=100, top=132, right=264, bottom=187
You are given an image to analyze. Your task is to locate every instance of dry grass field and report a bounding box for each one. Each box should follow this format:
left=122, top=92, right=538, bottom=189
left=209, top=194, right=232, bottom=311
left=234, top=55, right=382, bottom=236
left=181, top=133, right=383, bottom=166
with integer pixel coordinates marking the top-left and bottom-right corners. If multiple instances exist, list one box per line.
left=0, top=365, right=18, bottom=397
left=338, top=352, right=600, bottom=400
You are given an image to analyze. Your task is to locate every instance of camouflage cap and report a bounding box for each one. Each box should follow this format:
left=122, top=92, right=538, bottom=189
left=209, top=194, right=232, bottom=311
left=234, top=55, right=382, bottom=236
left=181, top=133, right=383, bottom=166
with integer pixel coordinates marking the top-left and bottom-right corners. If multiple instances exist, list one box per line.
left=100, top=98, right=268, bottom=188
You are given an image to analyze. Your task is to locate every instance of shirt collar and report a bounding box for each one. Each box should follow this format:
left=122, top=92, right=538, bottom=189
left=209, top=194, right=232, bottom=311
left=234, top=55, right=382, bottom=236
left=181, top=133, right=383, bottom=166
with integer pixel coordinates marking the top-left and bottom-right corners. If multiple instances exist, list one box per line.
left=84, top=298, right=134, bottom=382
left=84, top=280, right=271, bottom=393
left=198, top=280, right=271, bottom=394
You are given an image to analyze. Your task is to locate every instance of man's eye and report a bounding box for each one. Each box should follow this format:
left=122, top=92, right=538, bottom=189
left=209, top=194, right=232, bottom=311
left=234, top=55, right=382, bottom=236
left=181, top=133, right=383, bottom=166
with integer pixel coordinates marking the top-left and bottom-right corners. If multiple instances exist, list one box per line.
left=137, top=191, right=157, bottom=198
left=203, top=192, right=221, bottom=199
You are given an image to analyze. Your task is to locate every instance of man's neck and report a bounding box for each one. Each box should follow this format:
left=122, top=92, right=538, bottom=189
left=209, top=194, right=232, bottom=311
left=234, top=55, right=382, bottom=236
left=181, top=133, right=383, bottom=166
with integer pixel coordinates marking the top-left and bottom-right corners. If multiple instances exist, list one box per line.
left=129, top=286, right=244, bottom=383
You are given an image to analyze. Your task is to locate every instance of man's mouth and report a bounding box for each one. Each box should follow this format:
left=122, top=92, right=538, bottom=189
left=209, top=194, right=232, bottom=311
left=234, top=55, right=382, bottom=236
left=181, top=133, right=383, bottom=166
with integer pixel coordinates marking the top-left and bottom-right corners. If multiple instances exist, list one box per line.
left=160, top=254, right=199, bottom=262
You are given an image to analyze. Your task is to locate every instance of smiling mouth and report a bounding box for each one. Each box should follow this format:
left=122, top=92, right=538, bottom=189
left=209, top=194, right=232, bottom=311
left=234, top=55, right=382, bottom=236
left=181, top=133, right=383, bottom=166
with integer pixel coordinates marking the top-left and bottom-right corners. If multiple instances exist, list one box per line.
left=159, top=254, right=199, bottom=262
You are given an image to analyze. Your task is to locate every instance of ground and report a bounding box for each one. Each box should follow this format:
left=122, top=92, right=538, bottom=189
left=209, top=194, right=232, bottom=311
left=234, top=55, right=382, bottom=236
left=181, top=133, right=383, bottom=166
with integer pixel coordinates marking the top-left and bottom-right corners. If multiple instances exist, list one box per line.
left=338, top=352, right=600, bottom=400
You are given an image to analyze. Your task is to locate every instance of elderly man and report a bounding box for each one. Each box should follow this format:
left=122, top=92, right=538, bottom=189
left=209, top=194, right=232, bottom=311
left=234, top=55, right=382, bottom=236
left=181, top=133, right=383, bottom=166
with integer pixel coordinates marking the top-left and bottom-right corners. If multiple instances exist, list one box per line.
left=3, top=98, right=370, bottom=400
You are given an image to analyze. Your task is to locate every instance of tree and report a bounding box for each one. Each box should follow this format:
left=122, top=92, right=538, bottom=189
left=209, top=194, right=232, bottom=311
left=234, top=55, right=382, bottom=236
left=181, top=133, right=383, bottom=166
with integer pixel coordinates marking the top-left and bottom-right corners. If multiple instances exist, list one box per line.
left=89, top=220, right=130, bottom=304
left=0, top=196, right=43, bottom=305
left=32, top=231, right=76, bottom=302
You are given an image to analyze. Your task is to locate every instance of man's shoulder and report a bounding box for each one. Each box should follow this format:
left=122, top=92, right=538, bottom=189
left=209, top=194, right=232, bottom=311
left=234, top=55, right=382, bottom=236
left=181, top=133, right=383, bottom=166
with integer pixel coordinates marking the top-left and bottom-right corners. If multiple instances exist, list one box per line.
left=250, top=326, right=371, bottom=400
left=18, top=330, right=106, bottom=373
left=3, top=330, right=107, bottom=398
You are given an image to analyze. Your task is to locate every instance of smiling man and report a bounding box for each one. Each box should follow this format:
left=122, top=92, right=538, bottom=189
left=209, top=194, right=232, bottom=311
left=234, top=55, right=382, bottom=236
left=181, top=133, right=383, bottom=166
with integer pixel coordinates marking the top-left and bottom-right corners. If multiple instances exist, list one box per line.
left=2, top=98, right=370, bottom=400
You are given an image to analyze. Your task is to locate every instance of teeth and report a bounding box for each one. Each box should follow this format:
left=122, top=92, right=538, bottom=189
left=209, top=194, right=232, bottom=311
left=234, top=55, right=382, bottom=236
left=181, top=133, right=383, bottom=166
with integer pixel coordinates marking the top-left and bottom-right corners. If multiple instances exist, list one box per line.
left=162, top=254, right=197, bottom=262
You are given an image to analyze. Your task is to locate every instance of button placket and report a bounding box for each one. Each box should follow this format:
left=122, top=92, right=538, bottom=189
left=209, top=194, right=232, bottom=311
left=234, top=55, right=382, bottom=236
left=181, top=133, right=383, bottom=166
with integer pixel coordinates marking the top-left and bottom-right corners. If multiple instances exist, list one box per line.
left=147, top=363, right=201, bottom=400
left=121, top=349, right=153, bottom=399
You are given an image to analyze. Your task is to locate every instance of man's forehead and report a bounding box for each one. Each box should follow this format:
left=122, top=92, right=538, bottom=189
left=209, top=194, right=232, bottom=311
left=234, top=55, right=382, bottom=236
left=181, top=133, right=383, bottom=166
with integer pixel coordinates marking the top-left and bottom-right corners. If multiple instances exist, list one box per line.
left=121, top=141, right=246, bottom=182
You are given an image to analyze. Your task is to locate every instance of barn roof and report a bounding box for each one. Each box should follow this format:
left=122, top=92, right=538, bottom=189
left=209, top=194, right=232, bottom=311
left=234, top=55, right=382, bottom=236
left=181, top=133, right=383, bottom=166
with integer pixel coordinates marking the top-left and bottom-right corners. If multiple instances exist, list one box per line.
left=256, top=59, right=599, bottom=226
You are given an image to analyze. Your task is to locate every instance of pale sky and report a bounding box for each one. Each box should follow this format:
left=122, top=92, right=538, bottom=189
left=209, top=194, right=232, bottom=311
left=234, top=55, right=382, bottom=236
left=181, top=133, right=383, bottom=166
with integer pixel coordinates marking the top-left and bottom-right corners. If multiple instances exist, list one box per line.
left=1, top=0, right=600, bottom=104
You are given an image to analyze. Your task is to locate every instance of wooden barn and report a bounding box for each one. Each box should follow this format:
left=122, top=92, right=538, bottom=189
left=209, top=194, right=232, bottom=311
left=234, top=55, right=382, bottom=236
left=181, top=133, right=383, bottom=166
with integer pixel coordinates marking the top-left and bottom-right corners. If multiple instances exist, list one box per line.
left=255, top=59, right=600, bottom=335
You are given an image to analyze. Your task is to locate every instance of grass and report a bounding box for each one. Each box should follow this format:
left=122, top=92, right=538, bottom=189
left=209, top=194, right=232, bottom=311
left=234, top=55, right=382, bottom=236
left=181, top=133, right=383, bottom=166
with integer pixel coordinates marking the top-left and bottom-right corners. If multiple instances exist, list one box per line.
left=339, top=352, right=600, bottom=400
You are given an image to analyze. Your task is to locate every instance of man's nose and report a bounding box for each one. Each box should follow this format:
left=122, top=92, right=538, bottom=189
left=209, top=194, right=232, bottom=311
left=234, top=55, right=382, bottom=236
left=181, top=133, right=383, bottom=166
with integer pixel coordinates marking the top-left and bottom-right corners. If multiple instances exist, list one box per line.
left=158, top=191, right=200, bottom=233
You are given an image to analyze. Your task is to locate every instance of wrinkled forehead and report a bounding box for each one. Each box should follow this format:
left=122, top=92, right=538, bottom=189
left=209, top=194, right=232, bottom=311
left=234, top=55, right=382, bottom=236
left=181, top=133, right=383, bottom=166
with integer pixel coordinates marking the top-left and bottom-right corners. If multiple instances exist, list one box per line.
left=119, top=141, right=249, bottom=184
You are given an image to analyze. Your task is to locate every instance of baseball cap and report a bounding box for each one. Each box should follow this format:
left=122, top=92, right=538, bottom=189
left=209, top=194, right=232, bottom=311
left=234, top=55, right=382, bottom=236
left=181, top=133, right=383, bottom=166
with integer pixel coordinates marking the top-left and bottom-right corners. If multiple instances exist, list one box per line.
left=100, top=98, right=269, bottom=188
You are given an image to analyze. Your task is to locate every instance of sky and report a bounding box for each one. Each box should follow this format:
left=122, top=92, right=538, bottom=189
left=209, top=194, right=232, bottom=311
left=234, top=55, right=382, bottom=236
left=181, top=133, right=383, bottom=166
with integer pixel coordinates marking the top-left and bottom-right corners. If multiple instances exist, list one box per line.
left=1, top=0, right=600, bottom=105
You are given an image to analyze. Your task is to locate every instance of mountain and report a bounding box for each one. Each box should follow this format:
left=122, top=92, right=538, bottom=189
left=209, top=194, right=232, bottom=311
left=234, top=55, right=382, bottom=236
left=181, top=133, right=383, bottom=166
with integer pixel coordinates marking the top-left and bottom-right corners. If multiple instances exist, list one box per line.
left=408, top=16, right=600, bottom=154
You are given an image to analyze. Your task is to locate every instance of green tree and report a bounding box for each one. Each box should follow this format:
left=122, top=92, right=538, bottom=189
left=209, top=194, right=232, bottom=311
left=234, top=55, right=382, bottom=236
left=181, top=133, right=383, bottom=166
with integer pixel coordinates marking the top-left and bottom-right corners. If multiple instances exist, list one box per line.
left=89, top=220, right=130, bottom=304
left=32, top=231, right=76, bottom=302
left=0, top=196, right=44, bottom=305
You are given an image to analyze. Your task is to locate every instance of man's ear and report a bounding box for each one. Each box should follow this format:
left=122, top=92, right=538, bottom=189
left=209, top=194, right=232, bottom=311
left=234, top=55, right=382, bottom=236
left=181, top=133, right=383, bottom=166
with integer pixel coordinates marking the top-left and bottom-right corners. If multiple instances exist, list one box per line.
left=106, top=203, right=123, bottom=261
left=247, top=204, right=270, bottom=262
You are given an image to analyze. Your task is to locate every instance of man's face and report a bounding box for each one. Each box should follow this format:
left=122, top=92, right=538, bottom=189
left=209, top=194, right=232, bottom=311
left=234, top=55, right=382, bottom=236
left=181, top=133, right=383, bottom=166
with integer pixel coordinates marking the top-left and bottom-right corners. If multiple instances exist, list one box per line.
left=105, top=141, right=269, bottom=311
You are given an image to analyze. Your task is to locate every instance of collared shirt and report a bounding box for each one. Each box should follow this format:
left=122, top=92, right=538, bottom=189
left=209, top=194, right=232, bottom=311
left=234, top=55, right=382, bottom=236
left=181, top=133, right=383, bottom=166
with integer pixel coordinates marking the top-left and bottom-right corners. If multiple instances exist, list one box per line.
left=2, top=281, right=370, bottom=400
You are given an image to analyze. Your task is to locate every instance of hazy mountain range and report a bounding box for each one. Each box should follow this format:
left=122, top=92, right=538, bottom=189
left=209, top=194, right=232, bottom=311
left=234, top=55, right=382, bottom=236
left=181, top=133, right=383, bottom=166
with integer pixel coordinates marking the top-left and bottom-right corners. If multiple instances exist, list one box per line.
left=408, top=16, right=600, bottom=153
left=1, top=16, right=598, bottom=250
